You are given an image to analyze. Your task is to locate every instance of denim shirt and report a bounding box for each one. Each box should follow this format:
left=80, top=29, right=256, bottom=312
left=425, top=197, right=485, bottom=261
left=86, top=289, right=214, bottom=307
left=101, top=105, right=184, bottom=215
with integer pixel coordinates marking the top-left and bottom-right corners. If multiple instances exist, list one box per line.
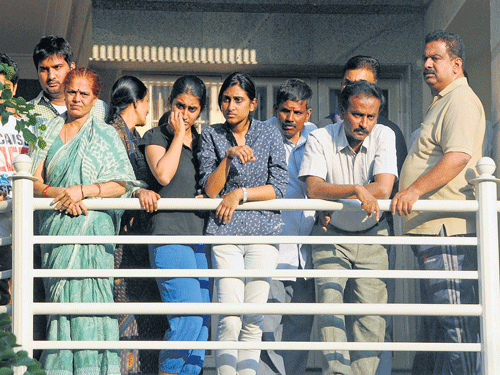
left=198, top=118, right=288, bottom=236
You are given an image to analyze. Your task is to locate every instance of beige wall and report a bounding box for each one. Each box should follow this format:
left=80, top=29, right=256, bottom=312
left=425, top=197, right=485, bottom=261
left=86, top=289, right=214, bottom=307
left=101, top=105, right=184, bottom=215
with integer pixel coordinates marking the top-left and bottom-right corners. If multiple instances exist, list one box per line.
left=424, top=0, right=491, bottom=121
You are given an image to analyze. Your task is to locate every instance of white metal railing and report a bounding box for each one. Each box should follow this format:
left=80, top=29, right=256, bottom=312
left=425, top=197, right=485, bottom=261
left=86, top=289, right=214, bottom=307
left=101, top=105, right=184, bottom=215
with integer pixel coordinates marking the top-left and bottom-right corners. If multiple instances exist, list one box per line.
left=5, top=154, right=500, bottom=374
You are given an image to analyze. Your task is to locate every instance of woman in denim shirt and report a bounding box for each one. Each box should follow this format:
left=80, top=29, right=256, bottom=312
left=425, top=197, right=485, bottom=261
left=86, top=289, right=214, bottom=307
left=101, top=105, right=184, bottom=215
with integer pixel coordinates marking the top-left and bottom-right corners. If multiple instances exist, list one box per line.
left=198, top=72, right=287, bottom=375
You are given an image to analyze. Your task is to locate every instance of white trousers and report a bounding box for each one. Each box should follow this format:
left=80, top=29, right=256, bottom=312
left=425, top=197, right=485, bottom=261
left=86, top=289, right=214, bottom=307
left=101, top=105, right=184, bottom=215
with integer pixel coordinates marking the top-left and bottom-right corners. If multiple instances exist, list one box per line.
left=212, top=244, right=279, bottom=375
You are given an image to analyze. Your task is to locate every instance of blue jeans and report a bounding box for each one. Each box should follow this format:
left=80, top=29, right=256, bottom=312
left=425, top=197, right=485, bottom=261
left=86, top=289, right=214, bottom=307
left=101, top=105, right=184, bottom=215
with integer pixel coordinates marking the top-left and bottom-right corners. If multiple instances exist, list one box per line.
left=149, top=244, right=212, bottom=375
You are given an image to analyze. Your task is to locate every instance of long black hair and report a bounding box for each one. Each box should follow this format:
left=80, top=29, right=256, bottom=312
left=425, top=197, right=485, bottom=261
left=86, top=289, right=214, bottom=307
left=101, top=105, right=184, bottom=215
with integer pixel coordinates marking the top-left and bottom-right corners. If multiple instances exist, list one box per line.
left=107, top=76, right=148, bottom=123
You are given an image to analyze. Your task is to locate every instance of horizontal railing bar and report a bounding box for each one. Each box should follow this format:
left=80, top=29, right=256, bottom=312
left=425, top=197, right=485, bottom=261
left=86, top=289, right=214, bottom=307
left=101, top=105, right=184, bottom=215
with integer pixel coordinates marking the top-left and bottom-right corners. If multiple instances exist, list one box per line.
left=0, top=237, right=12, bottom=246
left=32, top=302, right=482, bottom=316
left=0, top=270, right=12, bottom=279
left=34, top=235, right=477, bottom=246
left=32, top=340, right=481, bottom=352
left=33, top=198, right=479, bottom=213
left=32, top=269, right=478, bottom=280
left=0, top=200, right=11, bottom=213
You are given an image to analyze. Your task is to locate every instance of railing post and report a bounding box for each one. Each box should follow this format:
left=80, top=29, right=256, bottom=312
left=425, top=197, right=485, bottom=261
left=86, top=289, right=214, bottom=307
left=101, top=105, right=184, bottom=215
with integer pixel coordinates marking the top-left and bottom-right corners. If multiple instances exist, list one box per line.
left=10, top=154, right=37, bottom=362
left=471, top=157, right=500, bottom=375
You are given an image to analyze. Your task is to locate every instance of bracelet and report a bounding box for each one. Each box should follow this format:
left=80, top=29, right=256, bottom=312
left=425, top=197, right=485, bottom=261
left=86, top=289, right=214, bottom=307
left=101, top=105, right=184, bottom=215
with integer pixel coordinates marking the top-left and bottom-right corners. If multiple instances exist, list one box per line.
left=80, top=185, right=85, bottom=199
left=95, top=183, right=101, bottom=197
left=241, top=187, right=248, bottom=203
left=42, top=185, right=50, bottom=198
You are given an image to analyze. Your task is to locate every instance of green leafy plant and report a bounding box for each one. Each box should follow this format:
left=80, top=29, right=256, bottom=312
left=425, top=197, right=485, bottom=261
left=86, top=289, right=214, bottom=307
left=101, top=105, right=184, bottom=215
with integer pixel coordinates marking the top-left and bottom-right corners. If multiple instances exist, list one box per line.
left=0, top=312, right=45, bottom=375
left=0, top=62, right=45, bottom=149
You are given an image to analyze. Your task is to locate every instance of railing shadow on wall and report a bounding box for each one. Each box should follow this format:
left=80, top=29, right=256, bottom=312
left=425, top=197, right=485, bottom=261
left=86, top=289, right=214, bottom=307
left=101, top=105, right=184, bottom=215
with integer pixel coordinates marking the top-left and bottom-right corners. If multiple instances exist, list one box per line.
left=2, top=154, right=500, bottom=375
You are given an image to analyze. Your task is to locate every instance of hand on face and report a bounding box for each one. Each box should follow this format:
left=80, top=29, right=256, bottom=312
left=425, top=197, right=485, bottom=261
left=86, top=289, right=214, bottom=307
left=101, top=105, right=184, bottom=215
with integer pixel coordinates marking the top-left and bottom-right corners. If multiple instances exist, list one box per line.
left=167, top=93, right=201, bottom=135
left=167, top=110, right=188, bottom=136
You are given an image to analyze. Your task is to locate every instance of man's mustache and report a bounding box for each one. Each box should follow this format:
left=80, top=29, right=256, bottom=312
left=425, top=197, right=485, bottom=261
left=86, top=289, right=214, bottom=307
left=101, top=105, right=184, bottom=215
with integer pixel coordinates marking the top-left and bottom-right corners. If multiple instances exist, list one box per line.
left=423, top=69, right=436, bottom=76
left=282, top=121, right=297, bottom=128
left=353, top=127, right=369, bottom=135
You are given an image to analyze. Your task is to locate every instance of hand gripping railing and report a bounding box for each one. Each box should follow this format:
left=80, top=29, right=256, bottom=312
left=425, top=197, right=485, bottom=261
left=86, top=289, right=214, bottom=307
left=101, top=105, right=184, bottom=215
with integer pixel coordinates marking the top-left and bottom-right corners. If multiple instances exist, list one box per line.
left=9, top=154, right=500, bottom=375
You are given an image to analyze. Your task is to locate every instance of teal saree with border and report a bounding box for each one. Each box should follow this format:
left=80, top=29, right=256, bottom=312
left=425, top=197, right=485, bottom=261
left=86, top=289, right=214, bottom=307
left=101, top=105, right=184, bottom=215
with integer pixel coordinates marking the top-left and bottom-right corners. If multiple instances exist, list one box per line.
left=31, top=113, right=143, bottom=375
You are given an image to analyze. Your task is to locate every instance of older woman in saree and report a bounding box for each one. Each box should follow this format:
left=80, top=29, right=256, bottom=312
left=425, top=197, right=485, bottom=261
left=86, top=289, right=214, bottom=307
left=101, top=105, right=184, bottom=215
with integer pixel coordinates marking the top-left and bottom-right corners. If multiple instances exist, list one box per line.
left=30, top=67, right=142, bottom=375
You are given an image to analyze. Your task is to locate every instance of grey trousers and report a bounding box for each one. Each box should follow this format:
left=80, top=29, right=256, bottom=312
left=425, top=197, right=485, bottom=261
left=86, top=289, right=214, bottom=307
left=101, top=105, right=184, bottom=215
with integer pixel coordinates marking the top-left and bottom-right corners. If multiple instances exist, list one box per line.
left=312, top=221, right=390, bottom=375
left=258, top=277, right=315, bottom=375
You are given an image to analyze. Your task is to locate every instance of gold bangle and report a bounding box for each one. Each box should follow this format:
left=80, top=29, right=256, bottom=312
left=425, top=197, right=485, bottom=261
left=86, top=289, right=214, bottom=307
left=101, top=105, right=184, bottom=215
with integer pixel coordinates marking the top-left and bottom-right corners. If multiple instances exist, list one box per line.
left=95, top=183, right=101, bottom=197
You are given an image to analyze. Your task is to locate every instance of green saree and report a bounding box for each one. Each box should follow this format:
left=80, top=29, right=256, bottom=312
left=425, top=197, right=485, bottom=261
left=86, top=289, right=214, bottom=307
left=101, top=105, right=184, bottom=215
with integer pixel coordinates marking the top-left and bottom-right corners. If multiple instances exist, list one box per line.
left=31, top=114, right=143, bottom=375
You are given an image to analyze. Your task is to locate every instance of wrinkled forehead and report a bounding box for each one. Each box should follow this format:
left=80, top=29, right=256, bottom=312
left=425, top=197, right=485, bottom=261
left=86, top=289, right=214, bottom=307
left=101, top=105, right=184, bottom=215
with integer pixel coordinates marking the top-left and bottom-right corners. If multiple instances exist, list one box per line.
left=65, top=77, right=93, bottom=92
left=343, top=68, right=376, bottom=84
left=345, top=93, right=381, bottom=110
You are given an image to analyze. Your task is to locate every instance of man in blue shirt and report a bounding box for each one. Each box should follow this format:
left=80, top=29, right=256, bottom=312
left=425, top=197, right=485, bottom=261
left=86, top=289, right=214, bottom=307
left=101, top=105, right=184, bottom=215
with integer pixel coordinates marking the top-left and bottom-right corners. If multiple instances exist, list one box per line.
left=258, top=79, right=317, bottom=375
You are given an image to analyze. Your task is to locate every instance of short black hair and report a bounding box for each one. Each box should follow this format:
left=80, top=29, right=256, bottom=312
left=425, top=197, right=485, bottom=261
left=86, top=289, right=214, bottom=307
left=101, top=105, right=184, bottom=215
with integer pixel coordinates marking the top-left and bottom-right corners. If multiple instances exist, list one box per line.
left=32, top=35, right=73, bottom=69
left=275, top=79, right=312, bottom=109
left=425, top=30, right=465, bottom=61
left=340, top=80, right=385, bottom=114
left=342, top=55, right=380, bottom=82
left=0, top=52, right=19, bottom=85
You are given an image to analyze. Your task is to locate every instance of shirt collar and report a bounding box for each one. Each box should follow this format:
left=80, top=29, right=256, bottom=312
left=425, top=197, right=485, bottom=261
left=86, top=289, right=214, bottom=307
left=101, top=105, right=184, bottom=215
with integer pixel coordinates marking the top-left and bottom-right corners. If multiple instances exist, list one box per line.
left=225, top=118, right=260, bottom=145
left=35, top=91, right=60, bottom=115
left=435, top=76, right=468, bottom=99
left=335, top=121, right=371, bottom=155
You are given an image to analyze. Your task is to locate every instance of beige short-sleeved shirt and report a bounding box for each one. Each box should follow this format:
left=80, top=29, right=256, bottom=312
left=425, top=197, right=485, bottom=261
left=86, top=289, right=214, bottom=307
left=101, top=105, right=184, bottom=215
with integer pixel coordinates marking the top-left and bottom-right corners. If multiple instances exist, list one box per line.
left=299, top=122, right=397, bottom=232
left=400, top=77, right=485, bottom=235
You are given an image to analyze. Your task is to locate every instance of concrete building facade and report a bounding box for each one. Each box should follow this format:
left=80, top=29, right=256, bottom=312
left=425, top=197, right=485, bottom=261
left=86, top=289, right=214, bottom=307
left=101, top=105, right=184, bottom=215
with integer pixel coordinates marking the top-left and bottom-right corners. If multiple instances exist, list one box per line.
left=0, top=0, right=497, bottom=373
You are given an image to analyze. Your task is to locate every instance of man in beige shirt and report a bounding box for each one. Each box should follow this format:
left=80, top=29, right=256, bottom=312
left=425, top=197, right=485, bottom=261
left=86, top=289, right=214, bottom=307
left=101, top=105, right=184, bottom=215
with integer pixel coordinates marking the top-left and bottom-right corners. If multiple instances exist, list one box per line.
left=392, top=30, right=484, bottom=375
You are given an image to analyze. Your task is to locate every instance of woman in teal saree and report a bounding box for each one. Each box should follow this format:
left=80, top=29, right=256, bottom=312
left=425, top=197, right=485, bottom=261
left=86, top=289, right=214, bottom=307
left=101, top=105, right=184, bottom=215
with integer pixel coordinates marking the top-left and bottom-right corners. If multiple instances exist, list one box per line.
left=30, top=68, right=142, bottom=375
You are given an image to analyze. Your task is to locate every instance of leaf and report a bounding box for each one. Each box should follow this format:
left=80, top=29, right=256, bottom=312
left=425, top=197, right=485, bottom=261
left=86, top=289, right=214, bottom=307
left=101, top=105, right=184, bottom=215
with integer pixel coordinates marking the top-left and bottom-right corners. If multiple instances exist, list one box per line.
left=1, top=111, right=11, bottom=126
left=0, top=313, right=11, bottom=330
left=37, top=138, right=46, bottom=149
left=15, top=355, right=36, bottom=367
left=1, top=89, right=12, bottom=101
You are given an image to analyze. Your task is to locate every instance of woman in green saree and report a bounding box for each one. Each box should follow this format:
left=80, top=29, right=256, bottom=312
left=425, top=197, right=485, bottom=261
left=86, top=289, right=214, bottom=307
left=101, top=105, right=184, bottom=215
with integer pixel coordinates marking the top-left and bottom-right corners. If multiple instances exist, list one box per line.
left=30, top=67, right=141, bottom=375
